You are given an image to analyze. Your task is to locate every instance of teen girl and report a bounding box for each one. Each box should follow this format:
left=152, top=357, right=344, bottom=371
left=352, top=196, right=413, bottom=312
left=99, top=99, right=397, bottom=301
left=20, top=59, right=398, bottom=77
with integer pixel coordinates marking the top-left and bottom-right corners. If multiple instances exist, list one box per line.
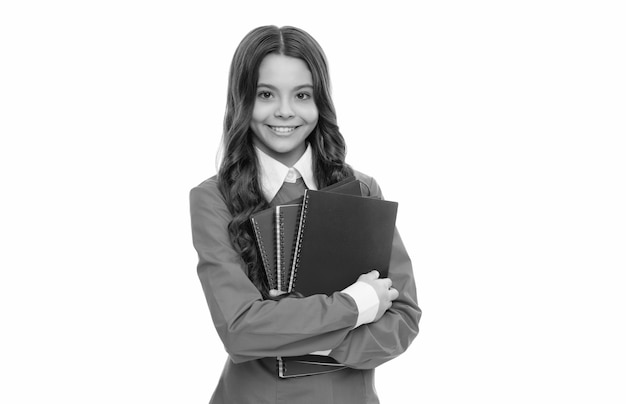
left=190, top=25, right=421, bottom=404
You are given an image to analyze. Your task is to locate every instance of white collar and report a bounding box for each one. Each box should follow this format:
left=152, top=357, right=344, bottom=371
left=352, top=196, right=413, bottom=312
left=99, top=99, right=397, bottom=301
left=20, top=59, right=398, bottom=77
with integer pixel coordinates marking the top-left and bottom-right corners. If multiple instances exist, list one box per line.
left=255, top=144, right=318, bottom=202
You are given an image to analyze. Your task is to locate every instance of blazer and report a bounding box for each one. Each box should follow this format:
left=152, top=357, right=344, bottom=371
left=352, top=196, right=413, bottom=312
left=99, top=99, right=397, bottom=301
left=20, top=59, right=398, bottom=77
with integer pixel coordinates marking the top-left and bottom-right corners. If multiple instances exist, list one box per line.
left=189, top=170, right=421, bottom=404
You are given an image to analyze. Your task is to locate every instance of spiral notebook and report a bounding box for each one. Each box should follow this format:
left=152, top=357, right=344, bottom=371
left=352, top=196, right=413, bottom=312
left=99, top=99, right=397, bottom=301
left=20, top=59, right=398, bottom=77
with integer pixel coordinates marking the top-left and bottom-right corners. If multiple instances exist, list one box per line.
left=250, top=209, right=278, bottom=289
left=288, top=190, right=398, bottom=296
left=278, top=355, right=347, bottom=378
left=278, top=189, right=398, bottom=377
left=275, top=204, right=300, bottom=293
left=250, top=176, right=362, bottom=290
left=250, top=208, right=277, bottom=289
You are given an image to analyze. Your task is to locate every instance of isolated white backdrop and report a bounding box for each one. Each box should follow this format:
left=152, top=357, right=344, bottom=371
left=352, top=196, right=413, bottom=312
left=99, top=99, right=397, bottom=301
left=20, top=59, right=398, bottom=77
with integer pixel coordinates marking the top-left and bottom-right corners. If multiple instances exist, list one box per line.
left=1, top=1, right=625, bottom=403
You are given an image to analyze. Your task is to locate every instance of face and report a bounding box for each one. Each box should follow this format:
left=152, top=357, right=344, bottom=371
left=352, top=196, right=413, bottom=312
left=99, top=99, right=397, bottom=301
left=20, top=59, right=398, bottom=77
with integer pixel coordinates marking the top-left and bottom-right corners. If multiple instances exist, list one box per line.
left=250, top=53, right=319, bottom=167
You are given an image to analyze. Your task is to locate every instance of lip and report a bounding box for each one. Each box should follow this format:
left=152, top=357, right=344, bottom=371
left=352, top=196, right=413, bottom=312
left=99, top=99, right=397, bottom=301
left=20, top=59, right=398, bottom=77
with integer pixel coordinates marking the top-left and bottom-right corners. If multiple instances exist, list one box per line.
left=266, top=125, right=300, bottom=135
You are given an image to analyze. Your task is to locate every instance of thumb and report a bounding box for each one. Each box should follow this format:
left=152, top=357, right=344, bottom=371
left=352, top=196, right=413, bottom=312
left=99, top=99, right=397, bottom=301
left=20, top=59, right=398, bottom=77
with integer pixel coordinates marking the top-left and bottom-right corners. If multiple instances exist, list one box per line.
left=362, top=269, right=380, bottom=280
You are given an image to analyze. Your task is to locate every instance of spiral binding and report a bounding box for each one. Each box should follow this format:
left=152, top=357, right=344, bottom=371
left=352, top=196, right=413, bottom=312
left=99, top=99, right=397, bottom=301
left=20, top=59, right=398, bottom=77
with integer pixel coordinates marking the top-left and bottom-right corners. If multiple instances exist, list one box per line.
left=251, top=218, right=275, bottom=289
left=287, top=208, right=300, bottom=290
left=279, top=210, right=287, bottom=292
left=289, top=192, right=309, bottom=292
left=275, top=207, right=284, bottom=293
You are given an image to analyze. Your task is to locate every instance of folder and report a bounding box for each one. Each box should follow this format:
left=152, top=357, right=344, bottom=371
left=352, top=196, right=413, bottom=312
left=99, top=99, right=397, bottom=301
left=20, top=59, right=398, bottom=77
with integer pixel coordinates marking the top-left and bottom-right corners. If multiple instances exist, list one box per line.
left=249, top=177, right=393, bottom=378
left=289, top=190, right=398, bottom=296
left=250, top=176, right=362, bottom=291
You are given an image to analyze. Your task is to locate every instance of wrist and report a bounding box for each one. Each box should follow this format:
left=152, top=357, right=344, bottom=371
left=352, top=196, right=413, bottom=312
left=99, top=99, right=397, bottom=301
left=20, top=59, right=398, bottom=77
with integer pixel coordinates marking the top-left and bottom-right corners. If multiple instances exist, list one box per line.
left=341, top=281, right=379, bottom=328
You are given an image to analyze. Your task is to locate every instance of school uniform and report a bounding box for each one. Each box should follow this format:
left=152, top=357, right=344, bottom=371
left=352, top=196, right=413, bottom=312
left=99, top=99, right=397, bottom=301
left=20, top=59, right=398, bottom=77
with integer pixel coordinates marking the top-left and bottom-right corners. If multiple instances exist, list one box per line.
left=189, top=145, right=421, bottom=403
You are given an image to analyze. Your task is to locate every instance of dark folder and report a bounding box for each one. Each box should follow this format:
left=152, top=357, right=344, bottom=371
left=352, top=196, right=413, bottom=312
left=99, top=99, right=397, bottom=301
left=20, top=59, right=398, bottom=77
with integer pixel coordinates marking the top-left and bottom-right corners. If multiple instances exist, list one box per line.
left=289, top=190, right=398, bottom=296
left=253, top=178, right=396, bottom=378
left=250, top=176, right=362, bottom=291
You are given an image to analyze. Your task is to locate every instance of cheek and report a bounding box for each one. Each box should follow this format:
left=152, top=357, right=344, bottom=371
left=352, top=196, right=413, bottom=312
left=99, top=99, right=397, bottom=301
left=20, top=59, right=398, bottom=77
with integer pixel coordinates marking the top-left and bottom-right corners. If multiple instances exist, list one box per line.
left=251, top=102, right=270, bottom=123
left=300, top=104, right=319, bottom=124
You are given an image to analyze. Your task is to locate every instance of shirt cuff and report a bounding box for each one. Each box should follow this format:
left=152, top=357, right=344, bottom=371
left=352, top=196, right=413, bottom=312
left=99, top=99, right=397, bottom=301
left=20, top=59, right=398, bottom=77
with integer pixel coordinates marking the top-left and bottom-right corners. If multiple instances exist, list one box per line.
left=341, top=281, right=380, bottom=328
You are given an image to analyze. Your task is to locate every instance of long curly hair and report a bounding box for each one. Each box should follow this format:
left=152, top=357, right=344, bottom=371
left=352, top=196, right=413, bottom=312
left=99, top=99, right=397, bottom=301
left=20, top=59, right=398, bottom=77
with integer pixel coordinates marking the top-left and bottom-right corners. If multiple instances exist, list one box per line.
left=217, top=25, right=354, bottom=298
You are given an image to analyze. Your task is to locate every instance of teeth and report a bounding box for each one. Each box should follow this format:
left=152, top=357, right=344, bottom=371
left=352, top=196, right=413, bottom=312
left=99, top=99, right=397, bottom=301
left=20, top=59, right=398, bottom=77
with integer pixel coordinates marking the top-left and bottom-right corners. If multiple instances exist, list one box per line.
left=270, top=126, right=296, bottom=133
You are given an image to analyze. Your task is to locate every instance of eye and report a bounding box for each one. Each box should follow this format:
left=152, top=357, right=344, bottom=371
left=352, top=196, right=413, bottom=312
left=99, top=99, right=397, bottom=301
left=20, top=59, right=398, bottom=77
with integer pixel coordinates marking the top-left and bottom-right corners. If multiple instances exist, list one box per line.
left=296, top=92, right=312, bottom=101
left=257, top=91, right=273, bottom=100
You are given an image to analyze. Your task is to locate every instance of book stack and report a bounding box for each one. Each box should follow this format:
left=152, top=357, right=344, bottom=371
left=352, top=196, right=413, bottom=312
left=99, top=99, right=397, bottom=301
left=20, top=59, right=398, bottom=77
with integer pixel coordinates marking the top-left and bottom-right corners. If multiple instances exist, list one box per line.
left=249, top=176, right=399, bottom=378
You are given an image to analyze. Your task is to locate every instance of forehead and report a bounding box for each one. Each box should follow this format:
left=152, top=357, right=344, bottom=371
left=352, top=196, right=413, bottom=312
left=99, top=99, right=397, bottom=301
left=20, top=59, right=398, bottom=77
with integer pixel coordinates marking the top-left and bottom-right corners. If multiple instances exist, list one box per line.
left=257, top=54, right=313, bottom=87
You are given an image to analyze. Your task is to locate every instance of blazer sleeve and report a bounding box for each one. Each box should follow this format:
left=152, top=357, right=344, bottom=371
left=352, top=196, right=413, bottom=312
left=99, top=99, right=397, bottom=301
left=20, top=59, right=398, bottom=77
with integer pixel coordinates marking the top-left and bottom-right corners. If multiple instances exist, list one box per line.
left=329, top=175, right=422, bottom=369
left=190, top=178, right=359, bottom=364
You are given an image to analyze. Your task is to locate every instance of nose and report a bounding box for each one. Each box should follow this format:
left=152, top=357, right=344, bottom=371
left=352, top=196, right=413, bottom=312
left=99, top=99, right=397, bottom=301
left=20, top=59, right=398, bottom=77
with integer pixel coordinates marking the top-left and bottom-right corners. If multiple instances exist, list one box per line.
left=274, top=98, right=295, bottom=119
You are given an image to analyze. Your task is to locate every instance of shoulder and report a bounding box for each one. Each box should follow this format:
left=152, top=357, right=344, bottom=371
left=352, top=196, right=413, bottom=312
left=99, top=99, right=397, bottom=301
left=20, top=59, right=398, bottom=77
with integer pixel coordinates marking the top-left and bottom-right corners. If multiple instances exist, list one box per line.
left=351, top=168, right=384, bottom=199
left=189, top=175, right=231, bottom=219
left=190, top=175, right=221, bottom=200
left=191, top=175, right=219, bottom=193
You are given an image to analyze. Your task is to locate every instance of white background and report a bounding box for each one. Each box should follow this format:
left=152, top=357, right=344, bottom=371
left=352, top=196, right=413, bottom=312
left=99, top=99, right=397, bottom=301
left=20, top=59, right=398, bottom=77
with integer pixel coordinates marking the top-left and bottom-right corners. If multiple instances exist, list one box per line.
left=1, top=1, right=625, bottom=403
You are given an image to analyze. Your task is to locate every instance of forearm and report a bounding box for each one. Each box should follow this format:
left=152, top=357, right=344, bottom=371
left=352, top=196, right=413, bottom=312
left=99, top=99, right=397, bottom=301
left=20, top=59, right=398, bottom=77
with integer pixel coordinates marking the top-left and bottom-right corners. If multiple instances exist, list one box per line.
left=191, top=182, right=362, bottom=363
left=198, top=263, right=360, bottom=363
left=330, top=227, right=421, bottom=369
left=330, top=300, right=420, bottom=368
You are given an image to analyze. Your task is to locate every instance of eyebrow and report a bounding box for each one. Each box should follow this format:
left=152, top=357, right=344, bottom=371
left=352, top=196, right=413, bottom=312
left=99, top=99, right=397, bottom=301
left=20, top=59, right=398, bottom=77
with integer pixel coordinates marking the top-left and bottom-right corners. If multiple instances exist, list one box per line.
left=257, top=83, right=313, bottom=91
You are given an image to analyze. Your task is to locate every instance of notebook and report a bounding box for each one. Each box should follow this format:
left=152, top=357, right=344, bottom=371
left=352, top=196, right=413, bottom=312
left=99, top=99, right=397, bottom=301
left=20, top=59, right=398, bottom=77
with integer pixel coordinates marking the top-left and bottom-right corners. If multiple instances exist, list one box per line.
left=288, top=190, right=398, bottom=296
left=250, top=209, right=278, bottom=289
left=278, top=355, right=347, bottom=378
left=250, top=208, right=277, bottom=289
left=271, top=178, right=384, bottom=378
left=250, top=176, right=362, bottom=290
left=275, top=204, right=300, bottom=293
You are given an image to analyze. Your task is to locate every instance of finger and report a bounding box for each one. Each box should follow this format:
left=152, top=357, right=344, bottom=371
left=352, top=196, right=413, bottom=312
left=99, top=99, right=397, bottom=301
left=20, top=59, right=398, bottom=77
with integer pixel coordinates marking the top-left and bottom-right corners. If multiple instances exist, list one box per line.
left=389, top=288, right=399, bottom=301
left=385, top=278, right=393, bottom=289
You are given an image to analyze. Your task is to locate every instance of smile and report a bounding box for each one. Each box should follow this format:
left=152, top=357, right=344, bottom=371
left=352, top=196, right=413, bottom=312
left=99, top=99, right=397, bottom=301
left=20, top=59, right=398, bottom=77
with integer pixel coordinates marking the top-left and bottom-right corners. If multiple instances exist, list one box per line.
left=268, top=125, right=299, bottom=134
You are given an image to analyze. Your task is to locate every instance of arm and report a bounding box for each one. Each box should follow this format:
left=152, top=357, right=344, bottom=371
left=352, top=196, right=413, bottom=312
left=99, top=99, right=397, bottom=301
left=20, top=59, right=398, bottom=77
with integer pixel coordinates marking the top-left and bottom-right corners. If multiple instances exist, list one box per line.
left=329, top=175, right=422, bottom=369
left=190, top=179, right=371, bottom=363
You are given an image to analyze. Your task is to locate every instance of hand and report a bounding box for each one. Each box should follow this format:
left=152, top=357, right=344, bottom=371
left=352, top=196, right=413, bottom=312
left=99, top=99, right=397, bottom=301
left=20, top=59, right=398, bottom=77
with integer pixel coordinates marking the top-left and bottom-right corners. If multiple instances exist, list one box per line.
left=357, top=270, right=399, bottom=322
left=269, top=289, right=288, bottom=298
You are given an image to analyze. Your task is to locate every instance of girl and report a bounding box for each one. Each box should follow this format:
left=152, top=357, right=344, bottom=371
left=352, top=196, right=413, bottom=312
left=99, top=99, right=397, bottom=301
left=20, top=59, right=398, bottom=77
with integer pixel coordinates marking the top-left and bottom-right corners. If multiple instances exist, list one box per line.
left=190, top=25, right=421, bottom=404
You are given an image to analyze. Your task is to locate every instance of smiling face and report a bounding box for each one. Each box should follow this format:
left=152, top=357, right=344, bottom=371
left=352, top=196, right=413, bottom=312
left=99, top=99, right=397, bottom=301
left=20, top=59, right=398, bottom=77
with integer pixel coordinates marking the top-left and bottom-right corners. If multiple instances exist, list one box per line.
left=250, top=53, right=319, bottom=167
